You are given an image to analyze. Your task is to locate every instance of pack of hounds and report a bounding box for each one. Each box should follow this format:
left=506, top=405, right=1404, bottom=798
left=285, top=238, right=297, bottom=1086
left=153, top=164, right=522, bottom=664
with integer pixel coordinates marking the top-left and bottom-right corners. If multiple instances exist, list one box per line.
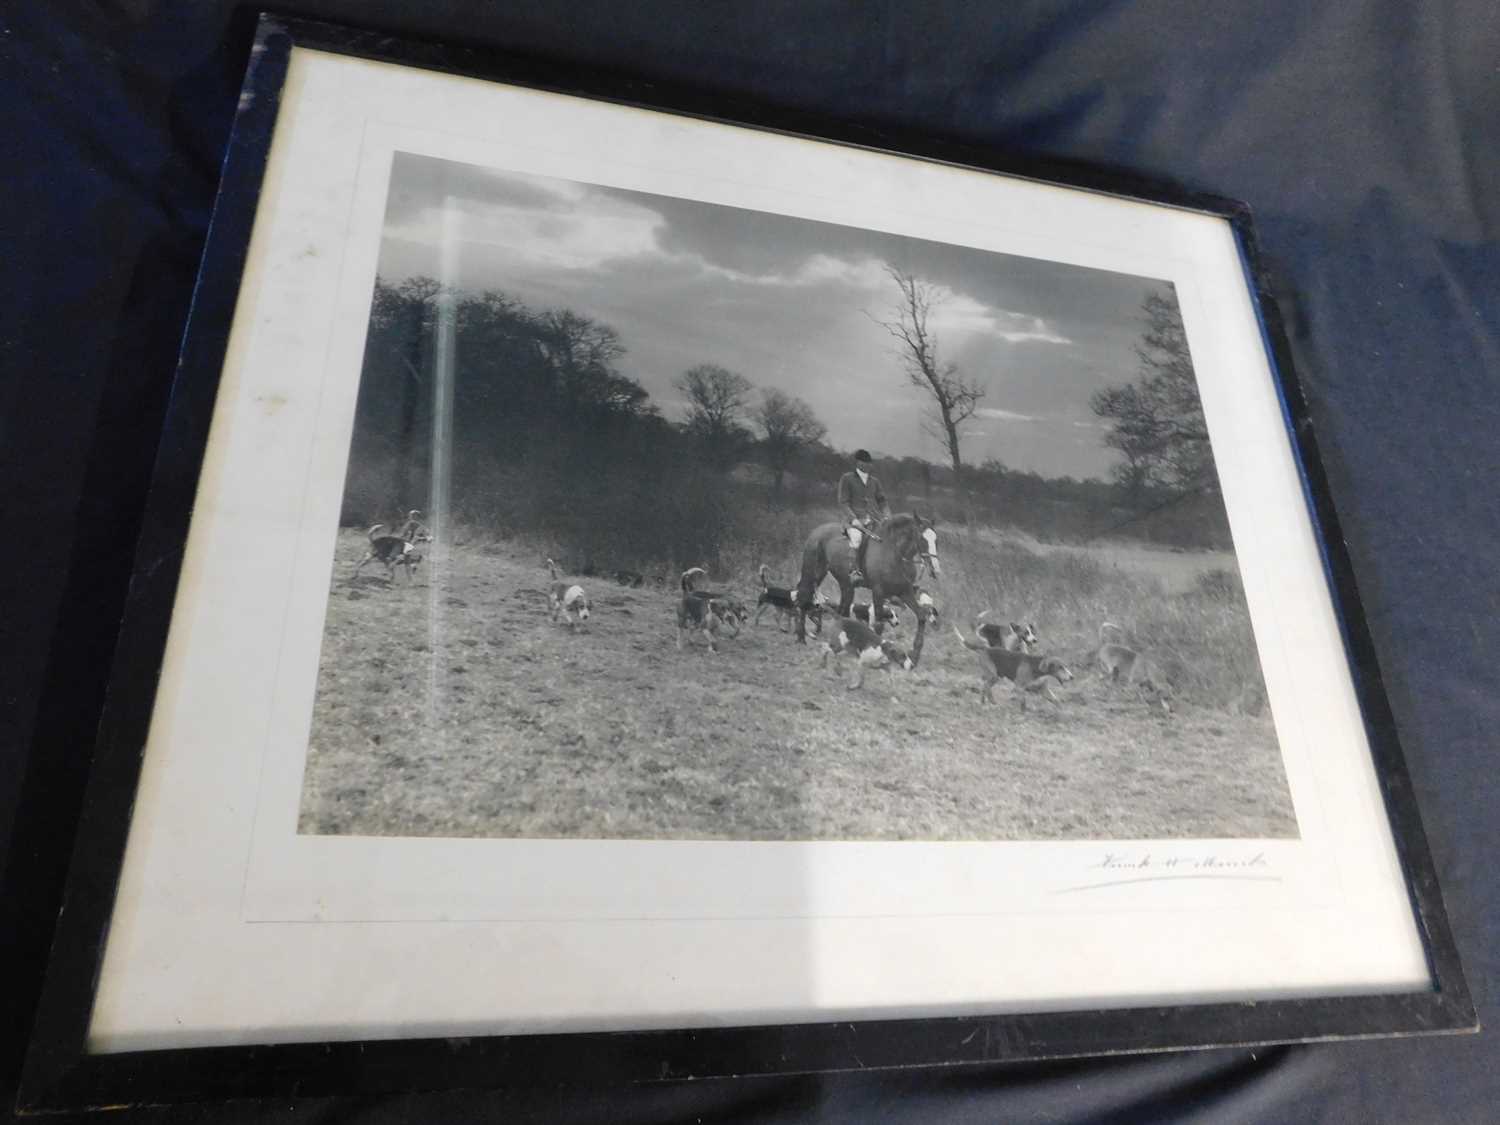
left=539, top=556, right=1172, bottom=714
left=350, top=519, right=1169, bottom=714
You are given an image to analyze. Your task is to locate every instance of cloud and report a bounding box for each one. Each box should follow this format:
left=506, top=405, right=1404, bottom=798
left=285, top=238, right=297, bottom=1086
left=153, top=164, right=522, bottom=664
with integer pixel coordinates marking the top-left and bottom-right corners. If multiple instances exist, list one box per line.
left=376, top=153, right=1169, bottom=481
left=974, top=406, right=1040, bottom=423
left=791, top=254, right=891, bottom=290
left=930, top=291, right=1072, bottom=346
left=392, top=191, right=665, bottom=274
left=663, top=249, right=891, bottom=294
left=384, top=154, right=584, bottom=225
left=386, top=156, right=1074, bottom=352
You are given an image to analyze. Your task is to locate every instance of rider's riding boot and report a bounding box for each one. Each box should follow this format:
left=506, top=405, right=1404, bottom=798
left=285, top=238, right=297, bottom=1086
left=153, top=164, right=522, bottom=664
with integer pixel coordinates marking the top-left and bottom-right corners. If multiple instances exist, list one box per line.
left=850, top=538, right=866, bottom=583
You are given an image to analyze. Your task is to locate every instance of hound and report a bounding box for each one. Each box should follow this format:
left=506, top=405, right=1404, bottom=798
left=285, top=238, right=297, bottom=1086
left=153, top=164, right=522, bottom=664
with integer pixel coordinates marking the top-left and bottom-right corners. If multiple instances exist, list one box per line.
left=1097, top=623, right=1172, bottom=713
left=849, top=591, right=940, bottom=631
left=397, top=509, right=433, bottom=543
left=353, top=524, right=423, bottom=583
left=952, top=626, right=1073, bottom=709
left=671, top=572, right=730, bottom=652
left=714, top=596, right=751, bottom=629
left=684, top=571, right=748, bottom=620
left=915, top=590, right=940, bottom=625
left=850, top=602, right=901, bottom=630
left=1096, top=622, right=1138, bottom=681
left=1026, top=675, right=1067, bottom=706
left=677, top=595, right=736, bottom=652
left=822, top=617, right=914, bottom=690
left=974, top=609, right=1038, bottom=652
left=755, top=564, right=825, bottom=634
left=688, top=591, right=749, bottom=630
left=546, top=558, right=592, bottom=628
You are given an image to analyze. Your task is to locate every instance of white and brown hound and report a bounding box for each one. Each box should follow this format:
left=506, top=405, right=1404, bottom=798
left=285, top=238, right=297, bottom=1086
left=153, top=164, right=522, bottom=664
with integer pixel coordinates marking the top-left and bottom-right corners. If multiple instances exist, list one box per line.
left=353, top=524, right=423, bottom=583
left=546, top=558, right=592, bottom=628
left=850, top=602, right=901, bottom=630
left=1097, top=622, right=1172, bottom=713
left=756, top=564, right=825, bottom=634
left=953, top=626, right=1072, bottom=709
left=397, top=509, right=433, bottom=543
left=822, top=616, right=914, bottom=689
left=677, top=569, right=736, bottom=652
left=974, top=609, right=1038, bottom=652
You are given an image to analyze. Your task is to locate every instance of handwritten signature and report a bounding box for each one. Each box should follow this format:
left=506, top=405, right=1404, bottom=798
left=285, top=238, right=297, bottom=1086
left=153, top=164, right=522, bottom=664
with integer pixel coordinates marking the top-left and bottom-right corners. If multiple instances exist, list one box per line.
left=1057, top=851, right=1279, bottom=894
left=1095, top=851, right=1269, bottom=872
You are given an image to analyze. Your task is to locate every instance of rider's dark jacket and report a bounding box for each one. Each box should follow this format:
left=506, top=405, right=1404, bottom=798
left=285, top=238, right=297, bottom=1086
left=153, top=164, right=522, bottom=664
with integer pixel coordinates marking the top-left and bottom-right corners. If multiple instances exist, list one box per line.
left=837, top=470, right=889, bottom=525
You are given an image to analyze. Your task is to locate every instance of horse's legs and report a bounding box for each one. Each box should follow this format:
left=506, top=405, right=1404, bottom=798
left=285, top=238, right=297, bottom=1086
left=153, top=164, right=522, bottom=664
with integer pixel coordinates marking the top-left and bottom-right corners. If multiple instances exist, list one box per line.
left=794, top=565, right=827, bottom=645
left=836, top=580, right=854, bottom=619
left=889, top=591, right=927, bottom=663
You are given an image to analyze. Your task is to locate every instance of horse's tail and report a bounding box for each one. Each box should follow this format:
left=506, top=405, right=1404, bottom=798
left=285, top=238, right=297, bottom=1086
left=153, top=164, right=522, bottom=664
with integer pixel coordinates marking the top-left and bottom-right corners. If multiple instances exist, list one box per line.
left=368, top=524, right=387, bottom=542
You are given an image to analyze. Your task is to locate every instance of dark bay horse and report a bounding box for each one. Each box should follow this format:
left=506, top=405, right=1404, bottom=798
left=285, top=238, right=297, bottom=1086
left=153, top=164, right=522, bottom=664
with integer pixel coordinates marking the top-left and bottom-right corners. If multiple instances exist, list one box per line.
left=793, top=513, right=940, bottom=661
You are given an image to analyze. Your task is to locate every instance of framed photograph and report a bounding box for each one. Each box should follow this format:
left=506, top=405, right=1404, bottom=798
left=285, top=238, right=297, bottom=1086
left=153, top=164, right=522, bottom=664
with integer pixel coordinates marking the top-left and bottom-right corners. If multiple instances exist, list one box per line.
left=20, top=12, right=1474, bottom=1112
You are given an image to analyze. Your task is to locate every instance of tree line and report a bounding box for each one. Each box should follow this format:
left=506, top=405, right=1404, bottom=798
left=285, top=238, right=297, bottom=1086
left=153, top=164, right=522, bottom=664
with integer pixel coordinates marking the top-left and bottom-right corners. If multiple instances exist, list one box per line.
left=343, top=273, right=1229, bottom=561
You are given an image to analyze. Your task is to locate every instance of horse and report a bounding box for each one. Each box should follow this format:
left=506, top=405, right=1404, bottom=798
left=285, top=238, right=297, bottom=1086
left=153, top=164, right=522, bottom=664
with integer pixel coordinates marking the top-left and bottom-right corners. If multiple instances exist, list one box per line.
left=793, top=513, right=940, bottom=661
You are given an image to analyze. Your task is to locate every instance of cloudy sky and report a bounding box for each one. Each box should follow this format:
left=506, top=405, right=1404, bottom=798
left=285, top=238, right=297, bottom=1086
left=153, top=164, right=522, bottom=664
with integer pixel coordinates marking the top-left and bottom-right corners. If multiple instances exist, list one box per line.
left=375, top=152, right=1184, bottom=480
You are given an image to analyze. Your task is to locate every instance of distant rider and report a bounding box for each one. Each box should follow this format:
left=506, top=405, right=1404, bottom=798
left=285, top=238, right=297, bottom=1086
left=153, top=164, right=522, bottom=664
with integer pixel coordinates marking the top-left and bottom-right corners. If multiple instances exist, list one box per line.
left=837, top=449, right=890, bottom=584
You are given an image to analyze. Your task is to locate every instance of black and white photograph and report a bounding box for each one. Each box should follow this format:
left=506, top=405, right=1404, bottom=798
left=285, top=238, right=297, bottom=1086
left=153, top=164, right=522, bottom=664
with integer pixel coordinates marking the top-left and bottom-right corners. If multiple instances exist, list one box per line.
left=296, top=151, right=1295, bottom=843
left=18, top=20, right=1485, bottom=1110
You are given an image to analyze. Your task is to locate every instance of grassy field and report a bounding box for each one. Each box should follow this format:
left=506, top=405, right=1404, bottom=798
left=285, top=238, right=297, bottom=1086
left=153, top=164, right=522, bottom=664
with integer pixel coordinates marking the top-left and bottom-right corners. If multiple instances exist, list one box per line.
left=298, top=525, right=1295, bottom=841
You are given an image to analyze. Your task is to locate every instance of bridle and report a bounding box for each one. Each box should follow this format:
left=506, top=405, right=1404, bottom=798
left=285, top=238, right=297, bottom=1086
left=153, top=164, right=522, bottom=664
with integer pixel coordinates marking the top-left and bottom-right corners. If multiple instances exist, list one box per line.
left=906, top=520, right=940, bottom=580
left=861, top=516, right=939, bottom=582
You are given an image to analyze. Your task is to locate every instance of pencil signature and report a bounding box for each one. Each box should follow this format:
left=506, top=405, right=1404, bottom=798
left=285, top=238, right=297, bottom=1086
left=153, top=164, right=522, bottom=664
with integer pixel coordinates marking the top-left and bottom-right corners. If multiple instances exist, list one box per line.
left=1057, top=851, right=1279, bottom=894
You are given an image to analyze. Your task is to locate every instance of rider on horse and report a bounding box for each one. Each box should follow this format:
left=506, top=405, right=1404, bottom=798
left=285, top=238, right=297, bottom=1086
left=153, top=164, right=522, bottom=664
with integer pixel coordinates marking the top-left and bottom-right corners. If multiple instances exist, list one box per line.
left=837, top=449, right=890, bottom=584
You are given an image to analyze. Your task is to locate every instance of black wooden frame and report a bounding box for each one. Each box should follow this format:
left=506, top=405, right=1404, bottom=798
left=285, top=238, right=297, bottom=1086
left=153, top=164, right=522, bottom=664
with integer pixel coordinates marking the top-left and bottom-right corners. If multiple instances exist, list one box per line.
left=16, top=12, right=1476, bottom=1114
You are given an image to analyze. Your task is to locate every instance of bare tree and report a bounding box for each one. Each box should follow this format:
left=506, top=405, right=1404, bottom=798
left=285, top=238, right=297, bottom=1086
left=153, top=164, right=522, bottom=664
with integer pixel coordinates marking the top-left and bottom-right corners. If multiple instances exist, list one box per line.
left=874, top=265, right=985, bottom=514
left=675, top=363, right=756, bottom=470
left=755, top=388, right=827, bottom=500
